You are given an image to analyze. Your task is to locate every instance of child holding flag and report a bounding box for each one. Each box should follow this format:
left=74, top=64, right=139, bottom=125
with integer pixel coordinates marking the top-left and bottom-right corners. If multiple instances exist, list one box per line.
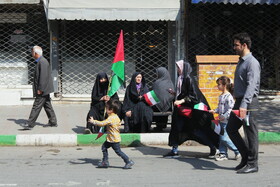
left=88, top=99, right=134, bottom=169
left=209, top=76, right=240, bottom=161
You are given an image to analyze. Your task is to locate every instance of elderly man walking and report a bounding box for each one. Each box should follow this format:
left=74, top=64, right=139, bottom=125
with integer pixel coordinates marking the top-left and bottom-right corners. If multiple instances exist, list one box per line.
left=21, top=46, right=57, bottom=130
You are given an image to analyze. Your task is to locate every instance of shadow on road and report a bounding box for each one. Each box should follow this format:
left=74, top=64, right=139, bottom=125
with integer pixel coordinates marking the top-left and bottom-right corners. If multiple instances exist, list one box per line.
left=7, top=118, right=44, bottom=128
left=134, top=145, right=233, bottom=171
left=72, top=125, right=86, bottom=134
left=69, top=158, right=99, bottom=166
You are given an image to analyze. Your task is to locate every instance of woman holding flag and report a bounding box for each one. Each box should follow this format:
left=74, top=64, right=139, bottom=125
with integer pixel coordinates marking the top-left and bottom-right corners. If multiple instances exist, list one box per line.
left=85, top=72, right=120, bottom=134
left=123, top=72, right=153, bottom=133
left=164, top=60, right=219, bottom=158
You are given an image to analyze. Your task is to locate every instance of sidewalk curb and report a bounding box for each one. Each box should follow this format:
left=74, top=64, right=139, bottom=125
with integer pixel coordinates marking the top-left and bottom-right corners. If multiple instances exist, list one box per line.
left=0, top=132, right=279, bottom=146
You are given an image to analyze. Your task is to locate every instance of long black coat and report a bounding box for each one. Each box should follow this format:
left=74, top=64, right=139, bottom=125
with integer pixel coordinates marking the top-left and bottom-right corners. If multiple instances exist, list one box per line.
left=86, top=73, right=119, bottom=133
left=123, top=72, right=153, bottom=133
left=169, top=61, right=219, bottom=147
left=33, top=56, right=54, bottom=97
left=152, top=67, right=175, bottom=112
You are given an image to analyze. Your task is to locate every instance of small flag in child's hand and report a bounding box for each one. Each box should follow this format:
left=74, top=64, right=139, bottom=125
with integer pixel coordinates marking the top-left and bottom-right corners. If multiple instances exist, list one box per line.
left=211, top=120, right=224, bottom=135
left=193, top=102, right=208, bottom=111
left=143, top=90, right=160, bottom=106
left=95, top=126, right=105, bottom=140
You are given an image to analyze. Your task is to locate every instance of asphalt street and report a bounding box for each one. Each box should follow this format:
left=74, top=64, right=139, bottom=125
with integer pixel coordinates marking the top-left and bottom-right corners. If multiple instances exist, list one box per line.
left=0, top=144, right=279, bottom=187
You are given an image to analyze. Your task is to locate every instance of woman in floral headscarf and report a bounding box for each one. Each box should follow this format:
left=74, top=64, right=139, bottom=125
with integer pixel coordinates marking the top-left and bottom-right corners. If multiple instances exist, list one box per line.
left=164, top=60, right=219, bottom=158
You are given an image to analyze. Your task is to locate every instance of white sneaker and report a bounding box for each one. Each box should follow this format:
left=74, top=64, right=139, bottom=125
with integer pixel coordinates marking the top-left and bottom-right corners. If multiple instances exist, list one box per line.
left=215, top=154, right=228, bottom=161
left=235, top=153, right=241, bottom=160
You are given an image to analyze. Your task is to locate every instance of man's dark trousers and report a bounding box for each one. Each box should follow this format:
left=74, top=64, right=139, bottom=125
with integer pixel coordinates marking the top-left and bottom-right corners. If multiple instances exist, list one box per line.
left=226, top=97, right=259, bottom=166
left=28, top=94, right=57, bottom=127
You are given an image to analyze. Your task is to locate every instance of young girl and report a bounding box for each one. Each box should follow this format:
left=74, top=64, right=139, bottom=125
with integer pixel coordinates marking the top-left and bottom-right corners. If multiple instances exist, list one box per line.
left=209, top=76, right=241, bottom=161
left=88, top=99, right=134, bottom=169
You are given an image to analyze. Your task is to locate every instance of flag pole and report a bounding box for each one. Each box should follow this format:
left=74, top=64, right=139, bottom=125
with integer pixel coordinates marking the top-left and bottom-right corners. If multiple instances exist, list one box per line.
left=95, top=29, right=124, bottom=140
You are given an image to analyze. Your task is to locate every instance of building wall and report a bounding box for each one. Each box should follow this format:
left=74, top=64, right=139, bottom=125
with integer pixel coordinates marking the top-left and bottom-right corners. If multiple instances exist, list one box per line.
left=196, top=55, right=238, bottom=110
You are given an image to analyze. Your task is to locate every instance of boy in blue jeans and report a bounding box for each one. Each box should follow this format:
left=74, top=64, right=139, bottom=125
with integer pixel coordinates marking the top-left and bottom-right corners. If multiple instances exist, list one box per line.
left=88, top=99, right=134, bottom=169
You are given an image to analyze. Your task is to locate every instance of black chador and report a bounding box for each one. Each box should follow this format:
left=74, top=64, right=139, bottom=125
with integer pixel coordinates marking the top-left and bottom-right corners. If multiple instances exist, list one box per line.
left=169, top=61, right=219, bottom=149
left=86, top=72, right=119, bottom=133
left=152, top=67, right=175, bottom=131
left=123, top=72, right=153, bottom=133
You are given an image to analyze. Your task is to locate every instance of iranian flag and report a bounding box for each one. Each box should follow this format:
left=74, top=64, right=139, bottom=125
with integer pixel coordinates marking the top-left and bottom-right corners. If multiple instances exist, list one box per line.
left=211, top=120, right=224, bottom=135
left=193, top=102, right=208, bottom=111
left=96, top=30, right=125, bottom=140
left=143, top=90, right=160, bottom=106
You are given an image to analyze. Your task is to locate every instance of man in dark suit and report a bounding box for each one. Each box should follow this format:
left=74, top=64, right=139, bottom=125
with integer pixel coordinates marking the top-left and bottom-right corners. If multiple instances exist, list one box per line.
left=21, top=46, right=57, bottom=130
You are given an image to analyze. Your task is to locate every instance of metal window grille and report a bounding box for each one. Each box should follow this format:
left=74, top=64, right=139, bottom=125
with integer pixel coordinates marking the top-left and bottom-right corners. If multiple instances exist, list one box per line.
left=57, top=20, right=170, bottom=96
left=0, top=3, right=49, bottom=86
left=187, top=3, right=280, bottom=91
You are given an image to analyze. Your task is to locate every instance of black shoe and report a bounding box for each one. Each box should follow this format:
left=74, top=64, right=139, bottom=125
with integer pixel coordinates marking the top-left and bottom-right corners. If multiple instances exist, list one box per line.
left=84, top=128, right=92, bottom=134
left=163, top=151, right=179, bottom=158
left=123, top=160, right=135, bottom=169
left=236, top=164, right=258, bottom=174
left=208, top=148, right=218, bottom=159
left=20, top=123, right=33, bottom=130
left=43, top=123, right=58, bottom=128
left=235, top=159, right=248, bottom=170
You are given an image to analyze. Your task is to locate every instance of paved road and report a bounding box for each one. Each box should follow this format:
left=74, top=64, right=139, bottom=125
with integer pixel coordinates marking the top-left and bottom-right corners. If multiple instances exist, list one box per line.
left=0, top=145, right=279, bottom=187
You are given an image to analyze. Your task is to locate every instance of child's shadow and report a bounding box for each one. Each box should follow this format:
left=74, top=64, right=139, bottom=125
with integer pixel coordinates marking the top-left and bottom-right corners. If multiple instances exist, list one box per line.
left=69, top=158, right=124, bottom=169
left=69, top=158, right=100, bottom=166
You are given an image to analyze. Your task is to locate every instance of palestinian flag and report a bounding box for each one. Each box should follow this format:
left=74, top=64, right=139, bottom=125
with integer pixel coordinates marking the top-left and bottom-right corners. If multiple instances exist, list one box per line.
left=232, top=110, right=250, bottom=126
left=143, top=90, right=160, bottom=106
left=232, top=110, right=240, bottom=118
left=211, top=120, right=224, bottom=135
left=95, top=126, right=105, bottom=140
left=177, top=105, right=192, bottom=118
left=107, top=30, right=125, bottom=97
left=97, top=30, right=125, bottom=140
left=194, top=102, right=208, bottom=111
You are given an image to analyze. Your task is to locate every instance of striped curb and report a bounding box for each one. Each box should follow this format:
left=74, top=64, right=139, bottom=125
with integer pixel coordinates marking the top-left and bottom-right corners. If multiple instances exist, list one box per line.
left=0, top=135, right=16, bottom=146
left=259, top=132, right=280, bottom=144
left=77, top=134, right=141, bottom=146
left=16, top=134, right=77, bottom=146
left=0, top=132, right=279, bottom=146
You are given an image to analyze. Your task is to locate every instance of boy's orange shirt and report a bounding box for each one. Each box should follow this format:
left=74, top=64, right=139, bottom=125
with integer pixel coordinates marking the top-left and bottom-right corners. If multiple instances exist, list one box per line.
left=91, top=113, right=121, bottom=143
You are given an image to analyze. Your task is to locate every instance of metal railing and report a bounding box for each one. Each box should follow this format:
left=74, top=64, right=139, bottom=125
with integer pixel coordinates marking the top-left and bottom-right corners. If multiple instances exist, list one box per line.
left=187, top=2, right=280, bottom=91
left=0, top=3, right=49, bottom=86
left=58, top=20, right=170, bottom=95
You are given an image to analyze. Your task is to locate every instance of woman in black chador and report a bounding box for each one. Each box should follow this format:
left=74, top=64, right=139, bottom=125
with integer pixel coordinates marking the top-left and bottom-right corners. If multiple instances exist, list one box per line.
left=85, top=72, right=119, bottom=133
left=123, top=72, right=153, bottom=133
left=152, top=67, right=175, bottom=131
left=164, top=60, right=219, bottom=158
